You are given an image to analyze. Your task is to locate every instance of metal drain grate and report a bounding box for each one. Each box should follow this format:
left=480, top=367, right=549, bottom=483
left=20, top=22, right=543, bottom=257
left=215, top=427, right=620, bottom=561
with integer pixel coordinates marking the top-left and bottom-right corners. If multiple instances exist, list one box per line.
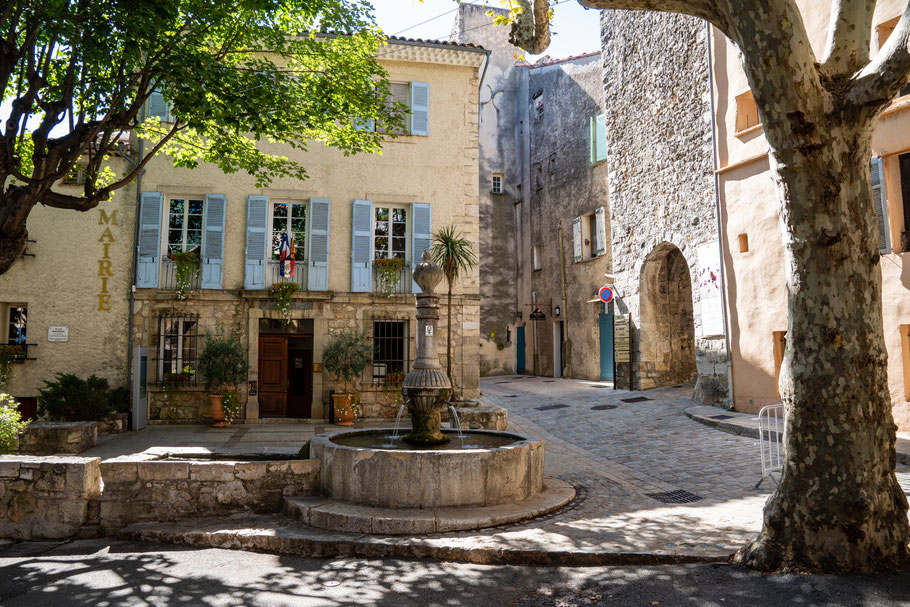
left=646, top=489, right=703, bottom=504
left=535, top=404, right=569, bottom=411
left=620, top=396, right=652, bottom=403
left=710, top=414, right=734, bottom=420
left=591, top=404, right=617, bottom=411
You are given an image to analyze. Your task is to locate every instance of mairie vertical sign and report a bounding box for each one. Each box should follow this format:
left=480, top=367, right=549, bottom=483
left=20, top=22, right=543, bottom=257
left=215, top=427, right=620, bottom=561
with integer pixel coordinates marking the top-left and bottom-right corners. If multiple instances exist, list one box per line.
left=97, top=208, right=117, bottom=310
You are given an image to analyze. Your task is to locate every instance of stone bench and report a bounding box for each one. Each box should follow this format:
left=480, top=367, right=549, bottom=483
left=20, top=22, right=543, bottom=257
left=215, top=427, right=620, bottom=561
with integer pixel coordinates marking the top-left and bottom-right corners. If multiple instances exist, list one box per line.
left=18, top=421, right=98, bottom=455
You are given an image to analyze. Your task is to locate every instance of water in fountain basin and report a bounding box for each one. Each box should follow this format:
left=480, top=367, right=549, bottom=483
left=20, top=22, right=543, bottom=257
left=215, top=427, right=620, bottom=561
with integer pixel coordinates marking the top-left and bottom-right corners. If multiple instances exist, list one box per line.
left=447, top=404, right=465, bottom=445
left=391, top=403, right=407, bottom=439
left=333, top=430, right=519, bottom=451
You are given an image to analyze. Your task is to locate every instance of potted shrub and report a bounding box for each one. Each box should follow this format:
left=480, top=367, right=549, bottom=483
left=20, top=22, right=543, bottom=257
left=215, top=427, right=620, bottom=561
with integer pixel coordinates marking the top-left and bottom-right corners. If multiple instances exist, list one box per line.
left=322, top=327, right=371, bottom=425
left=196, top=330, right=250, bottom=426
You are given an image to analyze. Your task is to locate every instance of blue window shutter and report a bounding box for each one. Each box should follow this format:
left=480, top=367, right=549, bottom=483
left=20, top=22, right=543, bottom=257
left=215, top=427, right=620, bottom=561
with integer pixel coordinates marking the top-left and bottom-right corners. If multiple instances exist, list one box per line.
left=355, top=118, right=374, bottom=132
left=136, top=192, right=163, bottom=288
left=410, top=82, right=429, bottom=136
left=307, top=198, right=330, bottom=291
left=244, top=195, right=269, bottom=289
left=871, top=157, right=892, bottom=255
left=351, top=199, right=373, bottom=292
left=147, top=91, right=169, bottom=121
left=595, top=114, right=608, bottom=163
left=411, top=202, right=431, bottom=293
left=590, top=117, right=596, bottom=165
left=200, top=194, right=226, bottom=289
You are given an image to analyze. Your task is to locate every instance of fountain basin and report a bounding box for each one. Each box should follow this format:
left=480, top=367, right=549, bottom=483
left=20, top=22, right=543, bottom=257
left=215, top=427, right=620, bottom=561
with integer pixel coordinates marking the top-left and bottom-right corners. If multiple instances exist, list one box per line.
left=310, top=429, right=545, bottom=509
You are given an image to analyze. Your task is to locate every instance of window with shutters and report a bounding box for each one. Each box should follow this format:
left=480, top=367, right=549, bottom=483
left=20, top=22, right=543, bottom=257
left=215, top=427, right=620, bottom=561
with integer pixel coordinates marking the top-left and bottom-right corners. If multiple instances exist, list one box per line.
left=491, top=173, right=503, bottom=194
left=358, top=81, right=429, bottom=136
left=735, top=91, right=761, bottom=134
left=146, top=90, right=175, bottom=122
left=574, top=208, right=607, bottom=262
left=371, top=320, right=409, bottom=383
left=897, top=153, right=910, bottom=251
left=871, top=156, right=893, bottom=255
left=374, top=206, right=408, bottom=260
left=590, top=115, right=607, bottom=165
left=533, top=90, right=544, bottom=123
left=268, top=201, right=307, bottom=286
left=167, top=197, right=204, bottom=256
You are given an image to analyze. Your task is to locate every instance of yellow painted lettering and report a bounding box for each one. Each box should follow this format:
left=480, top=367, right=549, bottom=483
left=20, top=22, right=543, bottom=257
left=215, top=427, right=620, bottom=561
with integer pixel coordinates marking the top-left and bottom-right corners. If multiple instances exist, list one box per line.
left=97, top=293, right=111, bottom=310
left=98, top=209, right=118, bottom=225
left=98, top=227, right=115, bottom=243
left=102, top=242, right=111, bottom=259
left=100, top=276, right=109, bottom=293
left=98, top=259, right=113, bottom=276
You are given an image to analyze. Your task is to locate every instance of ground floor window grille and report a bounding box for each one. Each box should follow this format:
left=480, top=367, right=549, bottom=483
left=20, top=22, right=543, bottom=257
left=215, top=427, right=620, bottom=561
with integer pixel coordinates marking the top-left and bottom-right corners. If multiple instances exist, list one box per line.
left=156, top=314, right=199, bottom=383
left=372, top=320, right=408, bottom=383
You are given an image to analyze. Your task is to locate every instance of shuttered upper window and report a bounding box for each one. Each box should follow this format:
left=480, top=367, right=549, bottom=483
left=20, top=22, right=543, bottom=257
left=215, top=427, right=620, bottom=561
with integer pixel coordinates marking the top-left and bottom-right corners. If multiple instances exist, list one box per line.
left=167, top=197, right=204, bottom=256
left=374, top=206, right=407, bottom=260
left=590, top=115, right=607, bottom=165
left=871, top=156, right=892, bottom=255
left=270, top=202, right=306, bottom=261
left=573, top=207, right=608, bottom=262
left=358, top=81, right=429, bottom=136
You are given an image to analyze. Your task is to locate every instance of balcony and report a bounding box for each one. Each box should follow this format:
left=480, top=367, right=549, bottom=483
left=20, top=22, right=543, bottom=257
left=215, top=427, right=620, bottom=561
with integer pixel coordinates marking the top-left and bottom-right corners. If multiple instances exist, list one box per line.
left=372, top=262, right=410, bottom=296
left=267, top=259, right=307, bottom=288
left=160, top=258, right=201, bottom=292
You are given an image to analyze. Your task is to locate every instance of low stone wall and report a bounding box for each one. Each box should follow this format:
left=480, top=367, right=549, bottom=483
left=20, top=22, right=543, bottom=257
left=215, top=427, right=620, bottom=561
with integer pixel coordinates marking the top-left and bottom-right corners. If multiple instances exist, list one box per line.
left=98, top=413, right=129, bottom=435
left=19, top=421, right=98, bottom=455
left=0, top=452, right=320, bottom=539
left=0, top=456, right=101, bottom=540
left=99, top=454, right=320, bottom=528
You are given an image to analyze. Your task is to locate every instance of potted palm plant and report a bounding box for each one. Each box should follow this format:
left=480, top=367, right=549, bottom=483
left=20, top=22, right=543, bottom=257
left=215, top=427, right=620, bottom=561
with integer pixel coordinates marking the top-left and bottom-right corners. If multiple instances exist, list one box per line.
left=322, top=327, right=371, bottom=425
left=197, top=330, right=250, bottom=426
left=430, top=225, right=477, bottom=395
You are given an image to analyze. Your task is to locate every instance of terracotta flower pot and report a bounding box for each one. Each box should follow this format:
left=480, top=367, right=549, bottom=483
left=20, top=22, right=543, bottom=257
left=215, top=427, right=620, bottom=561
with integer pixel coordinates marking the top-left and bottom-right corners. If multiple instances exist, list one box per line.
left=209, top=393, right=228, bottom=427
left=332, top=393, right=355, bottom=426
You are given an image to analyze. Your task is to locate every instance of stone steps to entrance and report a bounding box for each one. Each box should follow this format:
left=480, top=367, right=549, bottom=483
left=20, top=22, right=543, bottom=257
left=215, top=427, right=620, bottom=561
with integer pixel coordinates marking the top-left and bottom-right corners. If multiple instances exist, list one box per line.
left=282, top=478, right=575, bottom=535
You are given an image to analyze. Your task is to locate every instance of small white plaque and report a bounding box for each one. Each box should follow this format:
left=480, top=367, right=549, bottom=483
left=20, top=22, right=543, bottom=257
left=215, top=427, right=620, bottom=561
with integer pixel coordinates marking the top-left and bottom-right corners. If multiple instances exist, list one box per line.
left=425, top=325, right=433, bottom=336
left=48, top=326, right=69, bottom=342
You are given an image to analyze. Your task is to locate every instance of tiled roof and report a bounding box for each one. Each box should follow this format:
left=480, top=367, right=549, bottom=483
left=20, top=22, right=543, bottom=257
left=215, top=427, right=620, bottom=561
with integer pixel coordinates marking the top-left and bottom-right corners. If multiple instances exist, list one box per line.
left=386, top=35, right=486, bottom=51
left=523, top=51, right=601, bottom=68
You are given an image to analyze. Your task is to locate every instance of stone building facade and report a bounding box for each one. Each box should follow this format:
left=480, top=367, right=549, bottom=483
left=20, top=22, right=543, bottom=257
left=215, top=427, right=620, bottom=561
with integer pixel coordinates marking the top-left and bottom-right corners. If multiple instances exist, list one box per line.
left=457, top=5, right=612, bottom=382
left=132, top=38, right=486, bottom=423
left=599, top=10, right=729, bottom=403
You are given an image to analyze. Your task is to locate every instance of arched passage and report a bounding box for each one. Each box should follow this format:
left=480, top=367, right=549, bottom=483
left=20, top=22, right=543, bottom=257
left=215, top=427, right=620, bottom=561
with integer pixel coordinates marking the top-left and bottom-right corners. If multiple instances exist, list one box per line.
left=638, top=243, right=697, bottom=389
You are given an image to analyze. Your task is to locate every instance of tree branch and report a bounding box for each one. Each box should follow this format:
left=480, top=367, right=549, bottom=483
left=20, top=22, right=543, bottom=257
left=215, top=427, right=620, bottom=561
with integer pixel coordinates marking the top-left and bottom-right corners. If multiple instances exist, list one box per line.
left=579, top=0, right=730, bottom=31
left=820, top=0, right=875, bottom=77
left=848, top=2, right=910, bottom=111
left=509, top=0, right=551, bottom=55
left=39, top=189, right=105, bottom=211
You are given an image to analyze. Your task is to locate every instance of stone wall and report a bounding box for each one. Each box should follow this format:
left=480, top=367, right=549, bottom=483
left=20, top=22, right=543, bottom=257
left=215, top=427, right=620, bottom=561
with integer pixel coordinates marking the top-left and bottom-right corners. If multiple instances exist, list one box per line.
left=0, top=454, right=319, bottom=538
left=19, top=421, right=98, bottom=455
left=600, top=10, right=729, bottom=403
left=0, top=456, right=101, bottom=540
left=99, top=455, right=320, bottom=528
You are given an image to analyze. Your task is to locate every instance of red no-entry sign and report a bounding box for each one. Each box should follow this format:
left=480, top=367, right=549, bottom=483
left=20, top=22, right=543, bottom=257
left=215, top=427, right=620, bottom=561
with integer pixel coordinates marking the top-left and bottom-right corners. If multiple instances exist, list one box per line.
left=599, top=285, right=615, bottom=303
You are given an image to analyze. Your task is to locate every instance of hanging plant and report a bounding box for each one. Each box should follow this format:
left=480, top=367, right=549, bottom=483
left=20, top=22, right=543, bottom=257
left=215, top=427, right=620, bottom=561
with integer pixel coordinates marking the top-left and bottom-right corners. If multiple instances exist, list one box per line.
left=269, top=282, right=300, bottom=324
left=0, top=345, right=21, bottom=391
left=171, top=250, right=199, bottom=300
left=373, top=256, right=406, bottom=297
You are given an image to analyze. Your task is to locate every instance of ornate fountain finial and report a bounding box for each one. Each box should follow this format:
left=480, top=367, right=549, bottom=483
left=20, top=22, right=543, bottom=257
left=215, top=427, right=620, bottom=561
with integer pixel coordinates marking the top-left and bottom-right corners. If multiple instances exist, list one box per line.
left=413, top=249, right=443, bottom=294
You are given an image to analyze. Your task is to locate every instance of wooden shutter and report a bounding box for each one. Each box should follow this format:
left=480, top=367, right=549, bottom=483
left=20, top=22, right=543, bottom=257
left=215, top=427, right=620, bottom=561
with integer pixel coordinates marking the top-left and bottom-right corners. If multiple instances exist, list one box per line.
left=871, top=156, right=892, bottom=255
left=595, top=207, right=607, bottom=257
left=200, top=194, right=226, bottom=289
left=307, top=198, right=330, bottom=291
left=411, top=202, right=431, bottom=293
left=244, top=195, right=269, bottom=290
left=351, top=199, right=372, bottom=292
left=410, top=82, right=429, bottom=136
left=137, top=192, right=163, bottom=288
left=147, top=91, right=169, bottom=120
left=595, top=114, right=608, bottom=163
left=572, top=216, right=582, bottom=263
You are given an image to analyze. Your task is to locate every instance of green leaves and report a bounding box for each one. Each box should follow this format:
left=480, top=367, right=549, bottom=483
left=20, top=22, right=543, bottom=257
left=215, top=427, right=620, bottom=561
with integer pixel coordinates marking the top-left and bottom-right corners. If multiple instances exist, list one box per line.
left=430, top=224, right=478, bottom=285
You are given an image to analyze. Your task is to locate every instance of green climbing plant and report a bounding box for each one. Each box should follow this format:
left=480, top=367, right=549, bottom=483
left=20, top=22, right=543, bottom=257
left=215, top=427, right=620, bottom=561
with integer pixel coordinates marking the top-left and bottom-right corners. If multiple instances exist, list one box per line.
left=269, top=282, right=300, bottom=324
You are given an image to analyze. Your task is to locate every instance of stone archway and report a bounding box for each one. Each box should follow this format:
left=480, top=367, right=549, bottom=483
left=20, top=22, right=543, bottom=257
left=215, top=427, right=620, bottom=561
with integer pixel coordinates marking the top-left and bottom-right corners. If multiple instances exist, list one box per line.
left=638, top=243, right=697, bottom=389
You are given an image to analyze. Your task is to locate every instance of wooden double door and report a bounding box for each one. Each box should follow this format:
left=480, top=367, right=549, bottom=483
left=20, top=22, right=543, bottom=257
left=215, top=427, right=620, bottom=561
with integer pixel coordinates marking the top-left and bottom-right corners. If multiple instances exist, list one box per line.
left=258, top=333, right=313, bottom=418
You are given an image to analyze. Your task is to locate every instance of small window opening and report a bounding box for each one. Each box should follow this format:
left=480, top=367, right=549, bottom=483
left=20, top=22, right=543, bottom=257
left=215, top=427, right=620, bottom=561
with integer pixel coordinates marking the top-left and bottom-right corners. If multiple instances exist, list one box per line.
left=492, top=173, right=503, bottom=194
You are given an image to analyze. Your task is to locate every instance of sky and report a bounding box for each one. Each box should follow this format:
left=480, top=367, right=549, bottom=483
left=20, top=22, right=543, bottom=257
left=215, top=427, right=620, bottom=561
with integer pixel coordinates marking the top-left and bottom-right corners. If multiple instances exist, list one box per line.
left=369, top=0, right=602, bottom=60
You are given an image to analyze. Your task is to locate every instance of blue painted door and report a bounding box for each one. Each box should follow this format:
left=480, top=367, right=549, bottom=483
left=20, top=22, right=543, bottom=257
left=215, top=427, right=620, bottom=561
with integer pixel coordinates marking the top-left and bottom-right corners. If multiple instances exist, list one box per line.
left=516, top=326, right=526, bottom=374
left=599, top=313, right=614, bottom=381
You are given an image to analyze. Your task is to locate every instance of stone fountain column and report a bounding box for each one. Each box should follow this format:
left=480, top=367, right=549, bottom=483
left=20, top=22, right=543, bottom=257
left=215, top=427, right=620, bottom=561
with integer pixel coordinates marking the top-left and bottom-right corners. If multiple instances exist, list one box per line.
left=401, top=250, right=452, bottom=445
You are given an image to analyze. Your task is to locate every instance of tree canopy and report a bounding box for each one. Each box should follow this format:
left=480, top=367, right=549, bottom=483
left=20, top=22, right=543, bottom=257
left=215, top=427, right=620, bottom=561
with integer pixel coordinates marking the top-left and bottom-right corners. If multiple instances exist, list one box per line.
left=0, top=0, right=405, bottom=274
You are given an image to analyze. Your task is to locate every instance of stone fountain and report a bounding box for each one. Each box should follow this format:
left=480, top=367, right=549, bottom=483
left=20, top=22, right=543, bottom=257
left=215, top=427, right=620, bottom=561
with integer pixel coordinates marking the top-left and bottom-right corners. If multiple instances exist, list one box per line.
left=401, top=250, right=451, bottom=445
left=298, top=253, right=575, bottom=534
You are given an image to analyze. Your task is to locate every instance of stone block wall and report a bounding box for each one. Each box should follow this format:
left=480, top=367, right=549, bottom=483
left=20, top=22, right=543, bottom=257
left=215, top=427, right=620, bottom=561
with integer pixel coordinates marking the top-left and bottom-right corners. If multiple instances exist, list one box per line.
left=600, top=10, right=729, bottom=403
left=99, top=456, right=320, bottom=528
left=0, top=456, right=101, bottom=540
left=19, top=421, right=98, bottom=455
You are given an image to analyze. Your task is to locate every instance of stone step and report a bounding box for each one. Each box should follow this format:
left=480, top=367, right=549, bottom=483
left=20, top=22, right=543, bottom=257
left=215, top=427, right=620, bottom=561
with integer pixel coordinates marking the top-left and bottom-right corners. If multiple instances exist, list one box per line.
left=283, top=478, right=576, bottom=535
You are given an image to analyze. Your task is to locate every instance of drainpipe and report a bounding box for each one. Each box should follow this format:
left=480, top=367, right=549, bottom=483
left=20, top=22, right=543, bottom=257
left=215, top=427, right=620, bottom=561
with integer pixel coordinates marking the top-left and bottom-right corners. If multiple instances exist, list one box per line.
left=125, top=106, right=146, bottom=405
left=705, top=21, right=735, bottom=409
left=557, top=225, right=570, bottom=376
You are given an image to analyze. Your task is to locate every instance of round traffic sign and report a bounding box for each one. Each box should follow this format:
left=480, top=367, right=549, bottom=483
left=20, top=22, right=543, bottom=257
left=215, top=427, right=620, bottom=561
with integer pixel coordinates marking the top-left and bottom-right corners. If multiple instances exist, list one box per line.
left=599, top=285, right=615, bottom=303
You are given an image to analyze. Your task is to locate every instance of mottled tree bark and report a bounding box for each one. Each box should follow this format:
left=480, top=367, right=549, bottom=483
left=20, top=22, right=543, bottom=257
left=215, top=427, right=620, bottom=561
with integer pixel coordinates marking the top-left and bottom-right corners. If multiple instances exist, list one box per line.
left=512, top=0, right=910, bottom=572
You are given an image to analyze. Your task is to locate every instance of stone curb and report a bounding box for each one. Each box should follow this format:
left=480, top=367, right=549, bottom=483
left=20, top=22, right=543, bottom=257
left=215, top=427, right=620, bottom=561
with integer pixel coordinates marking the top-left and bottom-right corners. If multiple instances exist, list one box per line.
left=685, top=407, right=910, bottom=466
left=118, top=517, right=734, bottom=566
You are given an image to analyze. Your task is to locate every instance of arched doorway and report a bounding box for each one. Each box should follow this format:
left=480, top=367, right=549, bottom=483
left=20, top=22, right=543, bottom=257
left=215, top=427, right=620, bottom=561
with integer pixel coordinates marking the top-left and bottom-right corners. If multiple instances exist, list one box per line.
left=638, top=243, right=697, bottom=389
